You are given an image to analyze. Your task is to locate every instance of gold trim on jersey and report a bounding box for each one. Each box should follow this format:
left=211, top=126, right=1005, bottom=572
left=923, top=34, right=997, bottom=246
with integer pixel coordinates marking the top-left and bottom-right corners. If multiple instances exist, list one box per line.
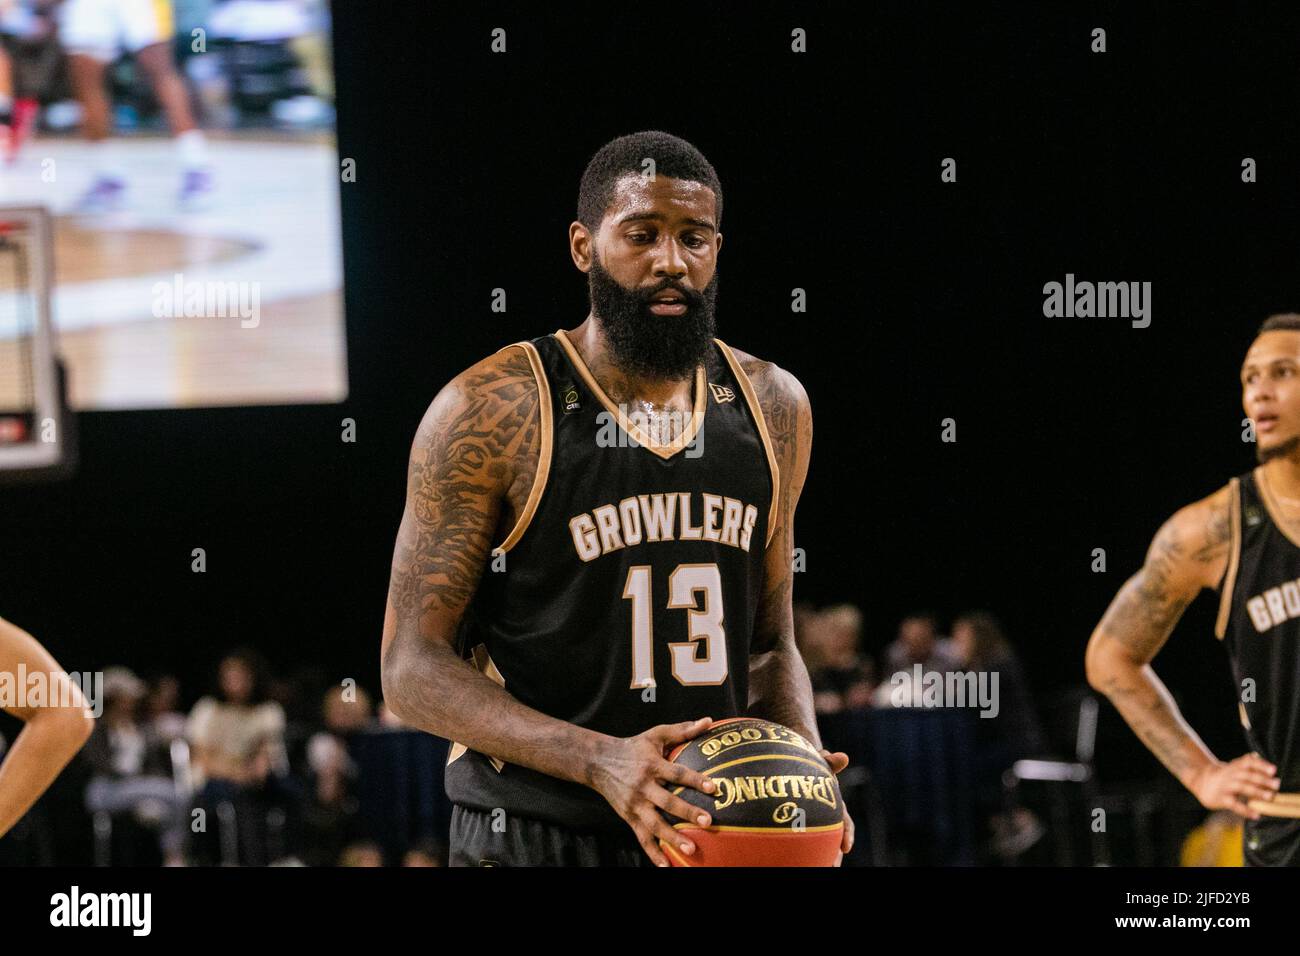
left=1215, top=476, right=1242, bottom=640
left=492, top=340, right=553, bottom=553
left=1251, top=791, right=1300, bottom=818
left=1254, top=465, right=1300, bottom=549
left=446, top=645, right=507, bottom=772
left=553, top=328, right=706, bottom=461
left=714, top=339, right=781, bottom=549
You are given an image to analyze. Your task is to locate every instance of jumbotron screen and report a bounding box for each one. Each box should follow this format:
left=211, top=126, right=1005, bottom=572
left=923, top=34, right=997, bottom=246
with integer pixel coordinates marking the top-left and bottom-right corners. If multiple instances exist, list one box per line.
left=0, top=0, right=344, bottom=410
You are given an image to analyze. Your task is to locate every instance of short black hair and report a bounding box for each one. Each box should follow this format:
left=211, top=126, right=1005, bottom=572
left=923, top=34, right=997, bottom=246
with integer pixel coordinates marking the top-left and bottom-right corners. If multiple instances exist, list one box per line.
left=576, top=130, right=723, bottom=234
left=1258, top=313, right=1300, bottom=335
left=900, top=611, right=941, bottom=632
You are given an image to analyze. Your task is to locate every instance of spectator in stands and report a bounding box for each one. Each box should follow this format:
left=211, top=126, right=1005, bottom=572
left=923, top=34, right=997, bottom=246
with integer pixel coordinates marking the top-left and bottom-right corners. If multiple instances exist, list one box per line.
left=338, top=840, right=384, bottom=867
left=883, top=611, right=958, bottom=677
left=950, top=611, right=1049, bottom=858
left=949, top=611, right=1046, bottom=760
left=142, top=674, right=186, bottom=747
left=805, top=604, right=876, bottom=714
left=402, top=837, right=448, bottom=867
left=83, top=667, right=186, bottom=865
left=187, top=650, right=287, bottom=788
left=300, top=685, right=372, bottom=866
left=186, top=649, right=299, bottom=865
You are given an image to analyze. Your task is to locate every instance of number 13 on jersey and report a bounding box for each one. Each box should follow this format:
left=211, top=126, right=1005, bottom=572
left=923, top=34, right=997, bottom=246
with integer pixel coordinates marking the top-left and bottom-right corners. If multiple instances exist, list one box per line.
left=622, top=563, right=729, bottom=688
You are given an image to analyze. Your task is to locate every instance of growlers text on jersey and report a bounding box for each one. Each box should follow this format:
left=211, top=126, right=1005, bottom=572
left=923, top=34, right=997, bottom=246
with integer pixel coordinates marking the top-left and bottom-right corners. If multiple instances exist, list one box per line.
left=444, top=330, right=779, bottom=830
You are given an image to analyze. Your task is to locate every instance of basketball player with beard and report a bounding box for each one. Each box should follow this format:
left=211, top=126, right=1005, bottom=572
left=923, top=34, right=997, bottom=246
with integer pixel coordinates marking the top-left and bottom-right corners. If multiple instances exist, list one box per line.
left=0, top=615, right=94, bottom=840
left=1083, top=313, right=1300, bottom=866
left=381, top=131, right=853, bottom=866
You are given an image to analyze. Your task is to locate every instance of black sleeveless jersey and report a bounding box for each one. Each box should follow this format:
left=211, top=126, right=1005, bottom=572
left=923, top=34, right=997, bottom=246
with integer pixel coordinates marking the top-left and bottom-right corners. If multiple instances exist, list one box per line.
left=444, top=330, right=779, bottom=831
left=1217, top=468, right=1300, bottom=865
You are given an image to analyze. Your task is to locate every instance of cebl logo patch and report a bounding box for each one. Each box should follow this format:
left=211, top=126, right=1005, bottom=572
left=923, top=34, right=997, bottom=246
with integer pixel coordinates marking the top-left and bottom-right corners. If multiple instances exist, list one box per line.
left=560, top=384, right=581, bottom=414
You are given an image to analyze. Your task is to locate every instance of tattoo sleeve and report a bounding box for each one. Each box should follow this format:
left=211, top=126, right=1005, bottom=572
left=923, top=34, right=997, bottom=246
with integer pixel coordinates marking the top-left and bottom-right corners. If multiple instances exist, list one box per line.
left=743, top=360, right=822, bottom=748
left=1088, top=492, right=1232, bottom=785
left=386, top=348, right=538, bottom=633
left=380, top=350, right=601, bottom=786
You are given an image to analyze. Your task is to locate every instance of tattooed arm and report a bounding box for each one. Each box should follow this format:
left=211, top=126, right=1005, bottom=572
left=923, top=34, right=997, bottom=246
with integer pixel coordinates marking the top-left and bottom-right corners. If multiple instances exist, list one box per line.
left=738, top=356, right=819, bottom=742
left=737, top=353, right=853, bottom=854
left=1085, top=485, right=1279, bottom=817
left=380, top=347, right=717, bottom=865
left=380, top=347, right=600, bottom=784
left=0, top=617, right=94, bottom=839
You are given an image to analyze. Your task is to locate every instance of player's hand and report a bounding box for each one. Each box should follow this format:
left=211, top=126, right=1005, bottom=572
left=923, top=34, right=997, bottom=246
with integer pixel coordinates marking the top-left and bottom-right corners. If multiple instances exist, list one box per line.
left=820, top=748, right=856, bottom=865
left=587, top=717, right=719, bottom=867
left=1187, top=752, right=1281, bottom=819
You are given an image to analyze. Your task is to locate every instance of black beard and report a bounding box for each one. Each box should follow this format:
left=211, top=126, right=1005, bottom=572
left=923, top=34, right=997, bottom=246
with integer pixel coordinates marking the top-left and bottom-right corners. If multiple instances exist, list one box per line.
left=587, top=255, right=718, bottom=380
left=1258, top=434, right=1300, bottom=464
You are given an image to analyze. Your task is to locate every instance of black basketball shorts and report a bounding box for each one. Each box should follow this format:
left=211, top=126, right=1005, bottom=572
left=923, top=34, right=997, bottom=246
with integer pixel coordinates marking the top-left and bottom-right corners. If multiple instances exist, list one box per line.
left=448, top=804, right=652, bottom=867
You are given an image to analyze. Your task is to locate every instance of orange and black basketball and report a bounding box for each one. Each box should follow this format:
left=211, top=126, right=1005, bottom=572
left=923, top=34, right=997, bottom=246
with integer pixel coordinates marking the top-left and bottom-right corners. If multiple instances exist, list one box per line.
left=661, top=717, right=844, bottom=866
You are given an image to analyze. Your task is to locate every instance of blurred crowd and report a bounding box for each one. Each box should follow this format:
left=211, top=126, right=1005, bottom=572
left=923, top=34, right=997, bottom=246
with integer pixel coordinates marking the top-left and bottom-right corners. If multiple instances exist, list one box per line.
left=796, top=603, right=1051, bottom=862
left=0, top=609, right=1236, bottom=866
left=15, top=649, right=444, bottom=867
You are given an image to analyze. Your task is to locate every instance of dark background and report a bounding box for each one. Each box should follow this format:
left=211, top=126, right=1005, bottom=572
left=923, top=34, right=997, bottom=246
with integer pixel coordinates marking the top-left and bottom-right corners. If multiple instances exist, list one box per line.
left=3, top=1, right=1299, bottom=789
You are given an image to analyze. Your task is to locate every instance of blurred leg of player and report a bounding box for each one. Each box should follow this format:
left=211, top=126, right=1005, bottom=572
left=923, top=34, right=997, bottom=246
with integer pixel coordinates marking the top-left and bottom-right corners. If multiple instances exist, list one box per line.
left=61, top=0, right=126, bottom=212
left=133, top=39, right=212, bottom=208
left=0, top=616, right=94, bottom=839
left=0, top=0, right=48, bottom=163
left=61, top=0, right=212, bottom=211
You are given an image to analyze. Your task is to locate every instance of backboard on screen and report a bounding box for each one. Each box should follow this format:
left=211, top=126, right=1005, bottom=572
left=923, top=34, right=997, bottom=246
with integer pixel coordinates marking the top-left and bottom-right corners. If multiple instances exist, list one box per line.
left=0, top=206, right=72, bottom=481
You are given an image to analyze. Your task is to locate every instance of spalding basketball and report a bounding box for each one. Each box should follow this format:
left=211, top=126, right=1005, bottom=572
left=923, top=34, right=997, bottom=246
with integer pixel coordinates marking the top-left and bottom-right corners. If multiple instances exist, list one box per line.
left=660, top=717, right=843, bottom=866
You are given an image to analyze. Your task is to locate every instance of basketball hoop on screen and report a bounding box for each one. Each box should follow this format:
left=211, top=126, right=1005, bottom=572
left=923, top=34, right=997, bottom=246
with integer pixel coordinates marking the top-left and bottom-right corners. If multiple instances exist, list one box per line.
left=0, top=415, right=28, bottom=443
left=0, top=206, right=75, bottom=484
left=0, top=221, right=21, bottom=249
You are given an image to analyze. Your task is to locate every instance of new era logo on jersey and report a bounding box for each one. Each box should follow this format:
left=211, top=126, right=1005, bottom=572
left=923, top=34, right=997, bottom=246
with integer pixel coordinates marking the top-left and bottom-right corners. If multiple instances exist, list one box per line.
left=710, top=383, right=735, bottom=403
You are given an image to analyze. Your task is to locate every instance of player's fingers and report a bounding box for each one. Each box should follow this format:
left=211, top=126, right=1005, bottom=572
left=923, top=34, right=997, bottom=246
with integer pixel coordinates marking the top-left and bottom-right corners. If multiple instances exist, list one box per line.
left=1224, top=795, right=1261, bottom=821
left=645, top=810, right=696, bottom=859
left=647, top=784, right=711, bottom=826
left=1237, top=768, right=1282, bottom=791
left=821, top=749, right=850, bottom=774
left=841, top=811, right=855, bottom=853
left=1232, top=781, right=1277, bottom=803
left=632, top=822, right=672, bottom=868
left=1243, top=753, right=1278, bottom=775
left=1232, top=764, right=1280, bottom=786
left=655, top=717, right=713, bottom=747
left=660, top=759, right=717, bottom=796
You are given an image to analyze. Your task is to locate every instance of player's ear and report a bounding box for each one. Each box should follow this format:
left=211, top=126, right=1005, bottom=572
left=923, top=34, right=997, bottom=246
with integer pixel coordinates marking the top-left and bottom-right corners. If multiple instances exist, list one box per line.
left=569, top=221, right=594, bottom=273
